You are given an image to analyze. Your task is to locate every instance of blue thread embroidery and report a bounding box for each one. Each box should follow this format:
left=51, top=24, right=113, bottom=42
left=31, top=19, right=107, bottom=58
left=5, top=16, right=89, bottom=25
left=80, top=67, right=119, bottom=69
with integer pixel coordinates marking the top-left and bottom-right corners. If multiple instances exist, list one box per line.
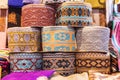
left=55, top=32, right=70, bottom=41
left=72, top=34, right=75, bottom=41
left=16, top=60, right=32, bottom=69
left=54, top=46, right=70, bottom=51
left=44, top=47, right=51, bottom=51
left=42, top=34, right=51, bottom=42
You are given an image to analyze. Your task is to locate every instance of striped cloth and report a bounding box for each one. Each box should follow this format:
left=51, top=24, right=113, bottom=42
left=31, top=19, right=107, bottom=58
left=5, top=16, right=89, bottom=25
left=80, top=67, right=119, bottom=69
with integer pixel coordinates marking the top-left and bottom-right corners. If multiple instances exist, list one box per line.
left=112, top=18, right=120, bottom=71
left=112, top=19, right=120, bottom=53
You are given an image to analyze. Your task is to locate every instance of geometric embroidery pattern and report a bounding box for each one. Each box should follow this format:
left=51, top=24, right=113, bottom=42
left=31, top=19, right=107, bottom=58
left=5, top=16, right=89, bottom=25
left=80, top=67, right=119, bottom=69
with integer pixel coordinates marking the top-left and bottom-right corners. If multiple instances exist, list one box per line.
left=55, top=32, right=70, bottom=41
left=56, top=2, right=93, bottom=27
left=10, top=52, right=42, bottom=72
left=54, top=46, right=70, bottom=51
left=21, top=4, right=55, bottom=27
left=76, top=52, right=110, bottom=74
left=43, top=52, right=75, bottom=76
left=42, top=26, right=76, bottom=51
left=8, top=27, right=41, bottom=52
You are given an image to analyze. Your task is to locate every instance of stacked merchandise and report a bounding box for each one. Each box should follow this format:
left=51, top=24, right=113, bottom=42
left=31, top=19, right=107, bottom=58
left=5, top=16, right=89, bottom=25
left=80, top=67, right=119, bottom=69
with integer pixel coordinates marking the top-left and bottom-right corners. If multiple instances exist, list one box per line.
left=54, top=0, right=110, bottom=74
left=8, top=27, right=43, bottom=72
left=1, top=0, right=113, bottom=80
left=42, top=26, right=76, bottom=76
left=76, top=27, right=110, bottom=73
left=41, top=1, right=93, bottom=76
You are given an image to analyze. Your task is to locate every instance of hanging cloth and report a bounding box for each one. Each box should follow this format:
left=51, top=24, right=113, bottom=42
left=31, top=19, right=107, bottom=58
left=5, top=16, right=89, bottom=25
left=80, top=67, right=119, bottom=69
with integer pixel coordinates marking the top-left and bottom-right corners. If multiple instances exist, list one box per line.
left=112, top=19, right=120, bottom=54
left=112, top=18, right=120, bottom=71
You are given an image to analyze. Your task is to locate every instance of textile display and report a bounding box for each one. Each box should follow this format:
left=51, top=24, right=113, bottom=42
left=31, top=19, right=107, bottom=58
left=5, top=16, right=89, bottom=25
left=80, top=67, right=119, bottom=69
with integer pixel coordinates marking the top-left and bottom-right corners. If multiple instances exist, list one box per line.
left=112, top=18, right=120, bottom=53
left=92, top=9, right=106, bottom=26
left=56, top=1, right=93, bottom=27
left=84, top=0, right=105, bottom=8
left=76, top=52, right=110, bottom=74
left=76, top=26, right=110, bottom=52
left=42, top=26, right=76, bottom=51
left=50, top=72, right=89, bottom=80
left=2, top=70, right=55, bottom=80
left=9, top=52, right=42, bottom=72
left=43, top=52, right=76, bottom=76
left=21, top=4, right=55, bottom=27
left=7, top=27, right=41, bottom=52
left=8, top=7, right=21, bottom=27
left=112, top=18, right=120, bottom=71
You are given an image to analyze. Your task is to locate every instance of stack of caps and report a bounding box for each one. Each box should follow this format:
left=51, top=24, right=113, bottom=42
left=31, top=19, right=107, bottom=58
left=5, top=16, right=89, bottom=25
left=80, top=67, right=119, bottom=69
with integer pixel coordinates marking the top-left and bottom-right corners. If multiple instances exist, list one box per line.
left=75, top=26, right=111, bottom=74
left=42, top=26, right=76, bottom=76
left=7, top=27, right=42, bottom=72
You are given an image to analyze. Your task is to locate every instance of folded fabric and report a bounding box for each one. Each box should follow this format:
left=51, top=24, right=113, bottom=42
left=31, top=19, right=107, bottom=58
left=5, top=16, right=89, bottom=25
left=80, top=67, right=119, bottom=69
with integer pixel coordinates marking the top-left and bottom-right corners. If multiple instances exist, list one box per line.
left=8, top=0, right=23, bottom=7
left=0, top=50, right=9, bottom=62
left=50, top=72, right=89, bottom=80
left=2, top=70, right=55, bottom=80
